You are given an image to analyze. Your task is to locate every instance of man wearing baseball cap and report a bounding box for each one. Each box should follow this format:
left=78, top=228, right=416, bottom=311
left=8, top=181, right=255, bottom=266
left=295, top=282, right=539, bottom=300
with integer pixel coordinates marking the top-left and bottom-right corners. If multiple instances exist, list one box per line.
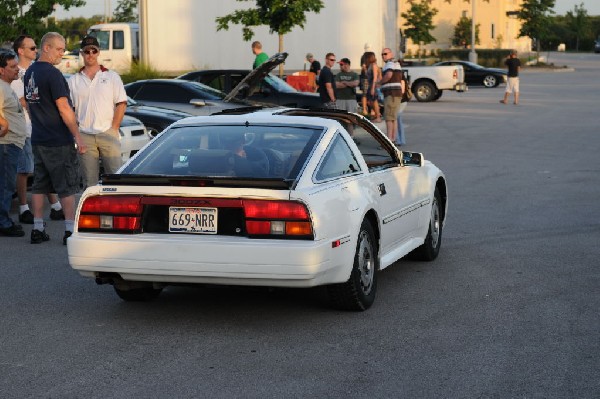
left=68, top=35, right=127, bottom=189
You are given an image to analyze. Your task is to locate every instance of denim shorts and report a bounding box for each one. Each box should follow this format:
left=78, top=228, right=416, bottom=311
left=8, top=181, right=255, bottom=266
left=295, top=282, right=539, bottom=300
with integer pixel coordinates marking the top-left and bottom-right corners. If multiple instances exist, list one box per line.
left=17, top=137, right=34, bottom=174
left=31, top=144, right=82, bottom=197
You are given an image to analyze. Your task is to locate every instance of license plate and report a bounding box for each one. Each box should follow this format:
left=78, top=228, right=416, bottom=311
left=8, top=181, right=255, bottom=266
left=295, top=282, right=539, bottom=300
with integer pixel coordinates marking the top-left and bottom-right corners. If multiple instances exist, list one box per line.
left=169, top=207, right=218, bottom=234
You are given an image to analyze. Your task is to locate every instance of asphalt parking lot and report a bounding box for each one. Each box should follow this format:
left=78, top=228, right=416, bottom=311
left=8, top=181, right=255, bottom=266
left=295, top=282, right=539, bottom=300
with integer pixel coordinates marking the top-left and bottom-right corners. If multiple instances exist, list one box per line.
left=1, top=52, right=599, bottom=398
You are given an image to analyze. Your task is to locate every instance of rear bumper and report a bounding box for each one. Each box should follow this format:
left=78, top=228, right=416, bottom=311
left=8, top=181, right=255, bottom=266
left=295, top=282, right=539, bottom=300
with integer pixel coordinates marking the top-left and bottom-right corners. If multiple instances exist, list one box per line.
left=454, top=83, right=468, bottom=92
left=68, top=233, right=351, bottom=287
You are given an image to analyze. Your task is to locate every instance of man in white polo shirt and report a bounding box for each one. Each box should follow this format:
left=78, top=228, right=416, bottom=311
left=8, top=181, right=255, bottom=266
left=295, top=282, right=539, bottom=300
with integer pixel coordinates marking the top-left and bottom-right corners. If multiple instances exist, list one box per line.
left=68, top=36, right=127, bottom=188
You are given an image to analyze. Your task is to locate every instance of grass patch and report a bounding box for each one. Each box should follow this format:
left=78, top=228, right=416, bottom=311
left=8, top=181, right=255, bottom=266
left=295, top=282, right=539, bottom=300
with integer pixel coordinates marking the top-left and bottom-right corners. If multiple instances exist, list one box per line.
left=120, top=61, right=164, bottom=84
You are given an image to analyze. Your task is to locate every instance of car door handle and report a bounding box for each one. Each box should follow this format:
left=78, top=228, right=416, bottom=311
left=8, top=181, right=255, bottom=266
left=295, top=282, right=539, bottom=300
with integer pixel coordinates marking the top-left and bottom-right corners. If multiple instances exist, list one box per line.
left=378, top=183, right=386, bottom=196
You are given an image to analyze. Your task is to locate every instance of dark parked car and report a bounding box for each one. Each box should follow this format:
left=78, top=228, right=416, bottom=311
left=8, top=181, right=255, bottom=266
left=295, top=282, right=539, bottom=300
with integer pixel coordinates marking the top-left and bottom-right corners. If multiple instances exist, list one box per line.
left=124, top=79, right=247, bottom=116
left=433, top=60, right=507, bottom=88
left=177, top=70, right=321, bottom=108
left=594, top=40, right=600, bottom=53
left=125, top=53, right=298, bottom=116
left=125, top=97, right=192, bottom=137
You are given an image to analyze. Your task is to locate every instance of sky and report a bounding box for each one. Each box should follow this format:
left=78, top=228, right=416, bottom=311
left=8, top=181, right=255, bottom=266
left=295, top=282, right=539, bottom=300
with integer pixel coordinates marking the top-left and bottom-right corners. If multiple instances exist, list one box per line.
left=53, top=0, right=600, bottom=20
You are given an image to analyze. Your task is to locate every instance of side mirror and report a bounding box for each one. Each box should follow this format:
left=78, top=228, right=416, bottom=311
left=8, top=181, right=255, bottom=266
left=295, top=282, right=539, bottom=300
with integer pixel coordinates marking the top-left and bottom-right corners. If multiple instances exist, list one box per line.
left=401, top=151, right=423, bottom=167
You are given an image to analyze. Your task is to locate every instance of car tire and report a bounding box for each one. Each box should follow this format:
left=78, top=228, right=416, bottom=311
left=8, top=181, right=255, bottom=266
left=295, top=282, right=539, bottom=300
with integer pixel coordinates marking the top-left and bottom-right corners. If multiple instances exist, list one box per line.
left=483, top=75, right=498, bottom=88
left=114, top=284, right=163, bottom=302
left=433, top=90, right=443, bottom=100
left=327, top=219, right=378, bottom=311
left=413, top=81, right=437, bottom=102
left=410, top=188, right=442, bottom=261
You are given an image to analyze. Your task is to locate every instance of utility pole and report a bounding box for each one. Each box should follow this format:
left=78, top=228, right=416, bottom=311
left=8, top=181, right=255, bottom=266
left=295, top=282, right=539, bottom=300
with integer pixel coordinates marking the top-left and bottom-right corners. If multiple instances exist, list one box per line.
left=104, top=0, right=112, bottom=22
left=469, top=0, right=478, bottom=63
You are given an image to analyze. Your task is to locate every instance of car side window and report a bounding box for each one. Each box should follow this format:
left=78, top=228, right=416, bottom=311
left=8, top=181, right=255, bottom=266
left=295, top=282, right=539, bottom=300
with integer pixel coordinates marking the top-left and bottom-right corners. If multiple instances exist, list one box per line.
left=350, top=121, right=399, bottom=172
left=315, top=134, right=361, bottom=181
left=202, top=74, right=225, bottom=91
left=230, top=74, right=245, bottom=90
left=136, top=83, right=191, bottom=103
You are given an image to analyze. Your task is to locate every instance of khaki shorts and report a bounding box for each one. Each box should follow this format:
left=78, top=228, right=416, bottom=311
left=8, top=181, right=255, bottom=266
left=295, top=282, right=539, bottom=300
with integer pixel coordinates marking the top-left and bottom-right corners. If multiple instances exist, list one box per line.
left=80, top=128, right=122, bottom=188
left=506, top=77, right=519, bottom=93
left=383, top=96, right=402, bottom=121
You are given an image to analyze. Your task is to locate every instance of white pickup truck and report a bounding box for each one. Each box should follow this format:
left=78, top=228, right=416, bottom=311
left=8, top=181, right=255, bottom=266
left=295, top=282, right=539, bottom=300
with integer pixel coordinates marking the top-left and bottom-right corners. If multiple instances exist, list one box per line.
left=403, top=64, right=467, bottom=102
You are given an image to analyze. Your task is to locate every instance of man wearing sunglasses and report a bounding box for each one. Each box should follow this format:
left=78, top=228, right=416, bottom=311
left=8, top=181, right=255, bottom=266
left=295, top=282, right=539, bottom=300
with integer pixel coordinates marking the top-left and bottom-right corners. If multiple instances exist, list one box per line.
left=68, top=36, right=127, bottom=189
left=318, top=53, right=337, bottom=109
left=380, top=48, right=405, bottom=143
left=11, top=34, right=64, bottom=225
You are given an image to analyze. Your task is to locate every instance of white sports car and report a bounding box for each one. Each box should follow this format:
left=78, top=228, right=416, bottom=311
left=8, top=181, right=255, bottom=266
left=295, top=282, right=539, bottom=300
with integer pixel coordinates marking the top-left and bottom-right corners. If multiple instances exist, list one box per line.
left=68, top=108, right=448, bottom=310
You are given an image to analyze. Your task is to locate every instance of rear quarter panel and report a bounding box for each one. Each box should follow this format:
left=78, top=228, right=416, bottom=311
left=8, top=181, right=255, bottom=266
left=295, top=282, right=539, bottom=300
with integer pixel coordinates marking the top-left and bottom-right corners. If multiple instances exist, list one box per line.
left=404, top=65, right=464, bottom=90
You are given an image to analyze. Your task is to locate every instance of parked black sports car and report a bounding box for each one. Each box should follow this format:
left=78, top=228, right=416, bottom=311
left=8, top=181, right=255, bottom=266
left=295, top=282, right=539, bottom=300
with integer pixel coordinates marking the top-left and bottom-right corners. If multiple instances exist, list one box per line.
left=125, top=53, right=301, bottom=117
left=124, top=79, right=247, bottom=116
left=177, top=69, right=321, bottom=108
left=433, top=60, right=507, bottom=88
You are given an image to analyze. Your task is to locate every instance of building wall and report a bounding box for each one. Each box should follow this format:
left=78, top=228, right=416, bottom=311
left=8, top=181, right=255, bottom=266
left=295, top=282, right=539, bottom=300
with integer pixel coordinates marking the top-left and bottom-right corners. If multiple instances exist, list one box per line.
left=140, top=0, right=530, bottom=73
left=399, top=0, right=531, bottom=55
left=141, top=0, right=399, bottom=74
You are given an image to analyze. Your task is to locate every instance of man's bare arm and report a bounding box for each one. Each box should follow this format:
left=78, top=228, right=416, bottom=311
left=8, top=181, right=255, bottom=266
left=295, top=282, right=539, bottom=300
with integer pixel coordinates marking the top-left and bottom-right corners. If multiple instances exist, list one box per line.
left=112, top=101, right=127, bottom=131
left=56, top=97, right=87, bottom=154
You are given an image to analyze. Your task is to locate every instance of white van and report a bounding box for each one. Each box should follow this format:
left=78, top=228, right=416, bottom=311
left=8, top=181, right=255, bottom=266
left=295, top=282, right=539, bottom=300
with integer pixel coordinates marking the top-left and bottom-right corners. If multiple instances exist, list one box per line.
left=84, top=23, right=139, bottom=73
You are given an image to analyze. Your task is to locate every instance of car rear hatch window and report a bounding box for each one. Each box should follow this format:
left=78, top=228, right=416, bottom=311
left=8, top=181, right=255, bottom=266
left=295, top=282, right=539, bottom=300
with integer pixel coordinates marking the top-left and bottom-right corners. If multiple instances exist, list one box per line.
left=120, top=124, right=322, bottom=182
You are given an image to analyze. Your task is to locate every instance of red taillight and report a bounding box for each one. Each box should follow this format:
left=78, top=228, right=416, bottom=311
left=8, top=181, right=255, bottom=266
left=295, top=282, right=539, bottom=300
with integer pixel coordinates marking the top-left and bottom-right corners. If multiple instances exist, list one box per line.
left=81, top=196, right=143, bottom=214
left=243, top=200, right=313, bottom=239
left=246, top=221, right=272, bottom=235
left=78, top=195, right=143, bottom=233
left=243, top=200, right=309, bottom=219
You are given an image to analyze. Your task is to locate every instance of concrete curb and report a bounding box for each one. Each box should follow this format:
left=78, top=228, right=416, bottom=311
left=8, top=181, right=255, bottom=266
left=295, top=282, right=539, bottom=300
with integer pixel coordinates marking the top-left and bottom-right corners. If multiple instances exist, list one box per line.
left=523, top=67, right=575, bottom=73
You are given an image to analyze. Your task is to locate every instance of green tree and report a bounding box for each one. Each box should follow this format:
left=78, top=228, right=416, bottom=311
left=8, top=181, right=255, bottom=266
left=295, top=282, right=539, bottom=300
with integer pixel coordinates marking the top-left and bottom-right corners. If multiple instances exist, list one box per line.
left=56, top=15, right=105, bottom=50
left=452, top=16, right=480, bottom=48
left=0, top=0, right=86, bottom=44
left=518, top=0, right=555, bottom=59
left=113, top=0, right=138, bottom=23
left=216, top=0, right=324, bottom=76
left=541, top=15, right=569, bottom=50
left=401, top=0, right=438, bottom=60
left=565, top=3, right=590, bottom=51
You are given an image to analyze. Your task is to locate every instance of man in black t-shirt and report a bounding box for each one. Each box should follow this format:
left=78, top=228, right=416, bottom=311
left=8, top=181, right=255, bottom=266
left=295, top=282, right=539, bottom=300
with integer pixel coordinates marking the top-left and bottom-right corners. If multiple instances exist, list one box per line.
left=500, top=50, right=521, bottom=105
left=318, top=53, right=337, bottom=109
left=306, top=53, right=321, bottom=77
left=24, top=32, right=87, bottom=245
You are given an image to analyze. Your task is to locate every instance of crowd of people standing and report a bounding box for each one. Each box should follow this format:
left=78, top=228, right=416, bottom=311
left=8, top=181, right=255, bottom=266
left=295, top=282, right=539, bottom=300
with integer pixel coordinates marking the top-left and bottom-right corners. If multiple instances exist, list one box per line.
left=313, top=44, right=407, bottom=146
left=0, top=32, right=127, bottom=244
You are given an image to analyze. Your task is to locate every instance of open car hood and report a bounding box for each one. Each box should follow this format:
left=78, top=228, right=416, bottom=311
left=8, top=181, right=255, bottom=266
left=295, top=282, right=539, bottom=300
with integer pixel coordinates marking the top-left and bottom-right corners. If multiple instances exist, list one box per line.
left=224, top=52, right=288, bottom=102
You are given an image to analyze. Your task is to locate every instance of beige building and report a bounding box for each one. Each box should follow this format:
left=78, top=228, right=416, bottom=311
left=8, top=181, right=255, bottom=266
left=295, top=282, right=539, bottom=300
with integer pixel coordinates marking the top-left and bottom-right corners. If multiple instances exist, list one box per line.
left=135, top=0, right=531, bottom=72
left=399, top=0, right=532, bottom=54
